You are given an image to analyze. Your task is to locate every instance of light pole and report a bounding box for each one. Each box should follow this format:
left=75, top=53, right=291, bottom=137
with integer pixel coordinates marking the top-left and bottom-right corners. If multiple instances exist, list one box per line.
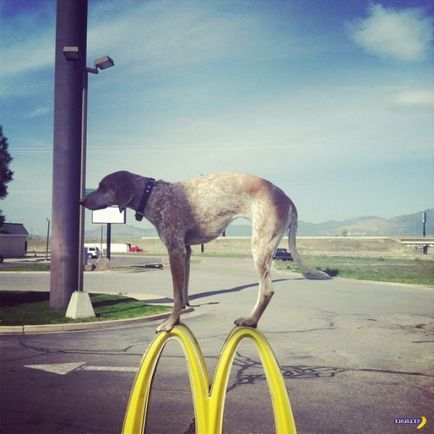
left=422, top=211, right=427, bottom=238
left=50, top=0, right=87, bottom=311
left=63, top=47, right=114, bottom=317
left=422, top=211, right=428, bottom=255
left=45, top=218, right=50, bottom=261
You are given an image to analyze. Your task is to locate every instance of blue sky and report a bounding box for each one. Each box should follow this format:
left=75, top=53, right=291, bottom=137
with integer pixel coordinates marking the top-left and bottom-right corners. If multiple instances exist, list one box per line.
left=1, top=0, right=433, bottom=235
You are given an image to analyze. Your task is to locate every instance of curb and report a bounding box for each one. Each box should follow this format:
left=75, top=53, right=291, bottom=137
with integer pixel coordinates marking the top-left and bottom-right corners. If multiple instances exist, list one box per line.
left=0, top=307, right=194, bottom=335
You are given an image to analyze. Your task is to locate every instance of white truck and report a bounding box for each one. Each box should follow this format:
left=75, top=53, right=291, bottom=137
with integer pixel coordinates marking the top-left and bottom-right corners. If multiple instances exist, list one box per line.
left=108, top=243, right=131, bottom=253
left=84, top=243, right=131, bottom=255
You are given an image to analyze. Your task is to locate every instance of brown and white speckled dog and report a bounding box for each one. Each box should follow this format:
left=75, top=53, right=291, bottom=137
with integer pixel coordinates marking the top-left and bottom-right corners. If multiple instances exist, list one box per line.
left=81, top=171, right=329, bottom=332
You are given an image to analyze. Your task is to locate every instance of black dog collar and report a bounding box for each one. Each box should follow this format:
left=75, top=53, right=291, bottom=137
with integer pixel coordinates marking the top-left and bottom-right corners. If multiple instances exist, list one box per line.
left=135, top=178, right=156, bottom=221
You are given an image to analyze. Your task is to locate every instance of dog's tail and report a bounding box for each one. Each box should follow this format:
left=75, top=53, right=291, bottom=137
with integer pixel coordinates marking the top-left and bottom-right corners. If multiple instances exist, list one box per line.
left=288, top=209, right=331, bottom=280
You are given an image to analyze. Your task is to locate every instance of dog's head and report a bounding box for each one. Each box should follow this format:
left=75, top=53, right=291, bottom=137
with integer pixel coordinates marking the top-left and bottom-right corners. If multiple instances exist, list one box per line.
left=80, top=171, right=135, bottom=212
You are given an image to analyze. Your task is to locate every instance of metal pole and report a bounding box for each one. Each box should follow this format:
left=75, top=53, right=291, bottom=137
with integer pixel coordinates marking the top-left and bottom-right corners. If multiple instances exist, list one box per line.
left=100, top=225, right=103, bottom=255
left=107, top=223, right=112, bottom=260
left=45, top=218, right=50, bottom=261
left=200, top=173, right=204, bottom=253
left=422, top=211, right=428, bottom=255
left=422, top=211, right=427, bottom=237
left=50, top=0, right=88, bottom=309
left=77, top=71, right=88, bottom=291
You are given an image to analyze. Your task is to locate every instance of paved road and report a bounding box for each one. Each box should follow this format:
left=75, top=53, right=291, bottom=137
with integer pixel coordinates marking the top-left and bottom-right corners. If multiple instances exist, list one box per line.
left=1, top=257, right=434, bottom=434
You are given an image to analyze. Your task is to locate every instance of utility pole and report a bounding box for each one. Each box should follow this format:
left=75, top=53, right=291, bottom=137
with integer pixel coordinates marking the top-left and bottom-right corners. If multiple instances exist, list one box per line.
left=50, top=0, right=88, bottom=309
left=106, top=223, right=112, bottom=260
left=45, top=218, right=50, bottom=261
left=422, top=211, right=428, bottom=255
left=422, top=211, right=427, bottom=237
left=100, top=225, right=103, bottom=254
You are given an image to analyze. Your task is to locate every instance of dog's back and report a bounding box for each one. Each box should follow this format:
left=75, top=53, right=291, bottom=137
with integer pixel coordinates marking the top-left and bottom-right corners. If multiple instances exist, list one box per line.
left=177, top=172, right=292, bottom=244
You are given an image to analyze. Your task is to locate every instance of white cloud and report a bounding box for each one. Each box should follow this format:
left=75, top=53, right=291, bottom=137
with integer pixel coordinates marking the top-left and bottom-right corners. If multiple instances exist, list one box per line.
left=0, top=1, right=281, bottom=79
left=392, top=89, right=434, bottom=109
left=348, top=4, right=433, bottom=62
left=0, top=2, right=55, bottom=77
left=86, top=1, right=287, bottom=70
left=0, top=33, right=54, bottom=76
left=24, top=106, right=51, bottom=119
left=85, top=82, right=434, bottom=183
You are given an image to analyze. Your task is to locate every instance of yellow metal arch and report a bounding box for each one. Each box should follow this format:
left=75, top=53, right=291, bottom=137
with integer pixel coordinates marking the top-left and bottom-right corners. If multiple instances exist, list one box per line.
left=122, top=325, right=297, bottom=434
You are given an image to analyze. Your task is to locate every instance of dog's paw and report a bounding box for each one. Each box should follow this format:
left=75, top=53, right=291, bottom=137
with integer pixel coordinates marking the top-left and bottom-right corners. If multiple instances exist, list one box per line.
left=155, top=321, right=174, bottom=333
left=155, top=316, right=179, bottom=333
left=234, top=317, right=258, bottom=328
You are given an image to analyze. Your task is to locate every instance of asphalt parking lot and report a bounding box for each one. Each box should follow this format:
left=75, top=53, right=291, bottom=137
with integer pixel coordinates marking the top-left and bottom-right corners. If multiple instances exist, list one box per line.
left=1, top=257, right=433, bottom=433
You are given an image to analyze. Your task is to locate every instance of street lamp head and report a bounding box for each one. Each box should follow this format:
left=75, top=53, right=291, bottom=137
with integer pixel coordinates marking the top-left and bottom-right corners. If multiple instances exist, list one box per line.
left=63, top=48, right=114, bottom=73
left=63, top=46, right=81, bottom=61
left=94, top=56, right=114, bottom=70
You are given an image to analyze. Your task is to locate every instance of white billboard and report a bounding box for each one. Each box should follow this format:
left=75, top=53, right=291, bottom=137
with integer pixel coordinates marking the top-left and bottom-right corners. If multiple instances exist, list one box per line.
left=92, top=207, right=126, bottom=224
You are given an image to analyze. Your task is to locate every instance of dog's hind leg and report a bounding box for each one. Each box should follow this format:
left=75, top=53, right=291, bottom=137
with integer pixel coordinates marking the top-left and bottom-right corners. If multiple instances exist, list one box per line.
left=234, top=227, right=283, bottom=328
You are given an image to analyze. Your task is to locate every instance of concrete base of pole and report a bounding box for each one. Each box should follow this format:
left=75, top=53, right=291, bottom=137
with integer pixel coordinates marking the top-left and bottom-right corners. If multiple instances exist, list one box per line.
left=66, top=292, right=95, bottom=319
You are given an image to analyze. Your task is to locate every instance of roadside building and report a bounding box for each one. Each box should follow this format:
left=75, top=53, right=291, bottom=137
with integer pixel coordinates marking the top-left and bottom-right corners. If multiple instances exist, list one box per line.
left=0, top=223, right=29, bottom=258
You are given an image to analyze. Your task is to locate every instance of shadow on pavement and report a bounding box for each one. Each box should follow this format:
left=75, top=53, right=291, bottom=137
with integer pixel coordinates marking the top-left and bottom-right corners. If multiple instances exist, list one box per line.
left=143, top=279, right=290, bottom=305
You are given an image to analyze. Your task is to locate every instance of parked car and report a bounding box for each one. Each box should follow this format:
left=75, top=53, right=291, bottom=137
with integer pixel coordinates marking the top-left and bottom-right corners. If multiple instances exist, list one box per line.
left=129, top=245, right=143, bottom=253
left=272, top=248, right=293, bottom=261
left=86, top=246, right=100, bottom=259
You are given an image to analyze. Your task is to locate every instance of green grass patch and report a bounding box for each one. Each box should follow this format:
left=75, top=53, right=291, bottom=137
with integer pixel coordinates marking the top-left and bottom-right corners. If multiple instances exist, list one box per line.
left=0, top=263, right=50, bottom=272
left=275, top=255, right=434, bottom=286
left=0, top=292, right=171, bottom=326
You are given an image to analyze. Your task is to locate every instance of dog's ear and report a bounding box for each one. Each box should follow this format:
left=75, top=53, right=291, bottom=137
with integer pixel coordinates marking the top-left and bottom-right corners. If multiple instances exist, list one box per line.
left=115, top=171, right=134, bottom=211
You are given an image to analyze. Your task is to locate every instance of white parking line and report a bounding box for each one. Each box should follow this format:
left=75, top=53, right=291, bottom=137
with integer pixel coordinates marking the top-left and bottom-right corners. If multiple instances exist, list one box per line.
left=25, top=362, right=138, bottom=375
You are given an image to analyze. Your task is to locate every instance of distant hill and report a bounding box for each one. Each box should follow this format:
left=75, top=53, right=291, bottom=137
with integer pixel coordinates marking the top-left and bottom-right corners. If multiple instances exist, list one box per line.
left=297, top=209, right=434, bottom=236
left=85, top=208, right=433, bottom=240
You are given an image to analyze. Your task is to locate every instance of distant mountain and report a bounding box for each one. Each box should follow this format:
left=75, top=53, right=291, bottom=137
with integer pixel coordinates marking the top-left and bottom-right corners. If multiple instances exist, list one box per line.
left=85, top=208, right=433, bottom=240
left=298, top=209, right=434, bottom=236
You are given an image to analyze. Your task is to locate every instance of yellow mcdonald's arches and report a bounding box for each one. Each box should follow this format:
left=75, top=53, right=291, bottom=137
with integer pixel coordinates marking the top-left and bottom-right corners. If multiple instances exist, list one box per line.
left=122, top=324, right=297, bottom=434
left=417, top=416, right=427, bottom=430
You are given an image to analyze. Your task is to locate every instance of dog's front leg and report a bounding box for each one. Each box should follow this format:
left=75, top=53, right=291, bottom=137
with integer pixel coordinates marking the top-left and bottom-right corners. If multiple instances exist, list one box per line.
left=156, top=247, right=186, bottom=333
left=183, top=245, right=192, bottom=307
